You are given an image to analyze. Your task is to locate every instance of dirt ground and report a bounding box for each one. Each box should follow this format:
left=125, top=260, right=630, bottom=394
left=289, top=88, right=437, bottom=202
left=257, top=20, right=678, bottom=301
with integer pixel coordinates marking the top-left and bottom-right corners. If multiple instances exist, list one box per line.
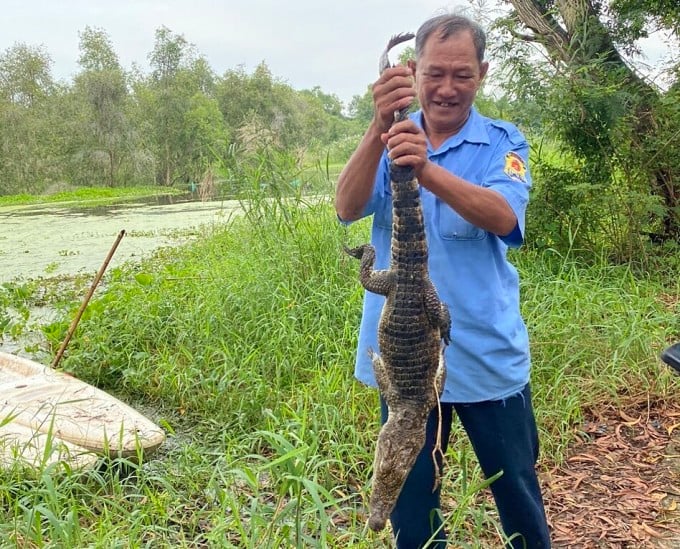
left=542, top=395, right=680, bottom=548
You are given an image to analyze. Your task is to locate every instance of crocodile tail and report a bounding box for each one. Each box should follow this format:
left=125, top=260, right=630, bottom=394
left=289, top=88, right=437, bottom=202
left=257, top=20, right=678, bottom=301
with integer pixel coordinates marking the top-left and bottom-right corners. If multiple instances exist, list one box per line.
left=379, top=32, right=415, bottom=74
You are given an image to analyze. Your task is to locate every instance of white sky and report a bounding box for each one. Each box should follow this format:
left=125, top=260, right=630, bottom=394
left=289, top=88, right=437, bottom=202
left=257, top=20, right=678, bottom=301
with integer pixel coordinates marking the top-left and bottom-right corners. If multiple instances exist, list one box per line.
left=0, top=0, right=674, bottom=105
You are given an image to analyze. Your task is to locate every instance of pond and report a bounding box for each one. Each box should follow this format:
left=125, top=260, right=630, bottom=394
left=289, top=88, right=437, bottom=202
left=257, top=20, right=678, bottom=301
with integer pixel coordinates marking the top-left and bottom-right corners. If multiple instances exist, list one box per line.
left=0, top=196, right=241, bottom=284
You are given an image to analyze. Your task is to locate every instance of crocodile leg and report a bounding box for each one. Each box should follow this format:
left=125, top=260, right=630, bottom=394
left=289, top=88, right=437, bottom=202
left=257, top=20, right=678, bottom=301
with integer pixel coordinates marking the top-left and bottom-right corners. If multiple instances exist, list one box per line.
left=423, top=279, right=452, bottom=345
left=368, top=348, right=392, bottom=398
left=344, top=244, right=394, bottom=296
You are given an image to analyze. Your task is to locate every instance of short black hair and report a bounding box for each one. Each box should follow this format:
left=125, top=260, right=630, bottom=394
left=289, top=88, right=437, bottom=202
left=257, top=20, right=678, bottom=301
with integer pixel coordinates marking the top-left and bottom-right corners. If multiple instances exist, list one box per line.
left=415, top=14, right=486, bottom=64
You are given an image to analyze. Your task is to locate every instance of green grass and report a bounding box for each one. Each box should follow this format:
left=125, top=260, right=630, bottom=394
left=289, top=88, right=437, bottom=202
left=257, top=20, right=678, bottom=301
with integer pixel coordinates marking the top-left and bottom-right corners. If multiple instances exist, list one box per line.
left=0, top=186, right=184, bottom=208
left=1, top=183, right=678, bottom=547
left=517, top=246, right=679, bottom=456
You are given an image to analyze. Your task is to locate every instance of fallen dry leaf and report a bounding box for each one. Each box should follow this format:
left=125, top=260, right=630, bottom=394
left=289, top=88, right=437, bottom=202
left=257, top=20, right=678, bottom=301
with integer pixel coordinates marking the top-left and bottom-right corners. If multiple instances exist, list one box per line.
left=667, top=422, right=680, bottom=436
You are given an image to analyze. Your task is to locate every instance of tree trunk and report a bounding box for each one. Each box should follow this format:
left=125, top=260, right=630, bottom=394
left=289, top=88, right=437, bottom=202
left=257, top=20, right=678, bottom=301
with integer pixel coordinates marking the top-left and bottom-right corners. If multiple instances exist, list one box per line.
left=165, top=143, right=171, bottom=186
left=509, top=0, right=653, bottom=91
left=108, top=149, right=114, bottom=187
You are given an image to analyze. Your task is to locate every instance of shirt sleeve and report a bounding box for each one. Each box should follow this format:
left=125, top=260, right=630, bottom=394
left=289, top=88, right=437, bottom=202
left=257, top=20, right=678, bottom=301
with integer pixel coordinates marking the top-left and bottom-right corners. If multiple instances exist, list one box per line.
left=339, top=151, right=391, bottom=224
left=483, top=123, right=532, bottom=248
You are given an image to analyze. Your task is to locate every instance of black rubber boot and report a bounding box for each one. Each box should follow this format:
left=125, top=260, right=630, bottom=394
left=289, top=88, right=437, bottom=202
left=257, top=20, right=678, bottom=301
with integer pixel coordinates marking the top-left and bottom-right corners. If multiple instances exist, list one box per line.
left=661, top=342, right=680, bottom=374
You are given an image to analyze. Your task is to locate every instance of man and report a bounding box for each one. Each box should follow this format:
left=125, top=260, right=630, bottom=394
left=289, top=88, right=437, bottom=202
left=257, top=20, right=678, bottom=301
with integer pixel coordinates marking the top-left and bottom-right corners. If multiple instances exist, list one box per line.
left=335, top=13, right=551, bottom=548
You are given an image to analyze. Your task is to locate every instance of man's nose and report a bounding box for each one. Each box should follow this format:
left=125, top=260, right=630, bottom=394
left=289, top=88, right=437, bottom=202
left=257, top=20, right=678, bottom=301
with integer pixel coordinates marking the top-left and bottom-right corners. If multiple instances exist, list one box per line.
left=438, top=75, right=457, bottom=97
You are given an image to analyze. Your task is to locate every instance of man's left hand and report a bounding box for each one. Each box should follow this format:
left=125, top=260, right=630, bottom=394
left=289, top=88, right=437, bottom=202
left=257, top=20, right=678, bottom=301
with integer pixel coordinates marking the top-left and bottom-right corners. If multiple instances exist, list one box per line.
left=382, top=120, right=429, bottom=176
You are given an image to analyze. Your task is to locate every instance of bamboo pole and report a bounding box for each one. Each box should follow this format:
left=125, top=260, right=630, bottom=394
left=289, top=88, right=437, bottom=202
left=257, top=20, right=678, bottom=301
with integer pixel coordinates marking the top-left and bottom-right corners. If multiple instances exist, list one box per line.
left=51, top=229, right=126, bottom=369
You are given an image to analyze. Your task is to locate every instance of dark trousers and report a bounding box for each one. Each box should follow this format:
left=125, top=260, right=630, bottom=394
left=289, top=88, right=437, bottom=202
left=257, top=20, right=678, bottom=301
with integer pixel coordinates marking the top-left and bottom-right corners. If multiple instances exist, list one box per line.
left=380, top=384, right=551, bottom=548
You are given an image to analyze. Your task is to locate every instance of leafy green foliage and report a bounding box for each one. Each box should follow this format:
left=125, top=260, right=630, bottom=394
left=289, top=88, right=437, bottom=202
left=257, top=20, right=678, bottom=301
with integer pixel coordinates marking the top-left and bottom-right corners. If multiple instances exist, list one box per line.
left=135, top=28, right=223, bottom=187
left=0, top=43, right=53, bottom=106
left=0, top=27, right=364, bottom=197
left=495, top=0, right=679, bottom=254
left=0, top=44, right=61, bottom=195
left=609, top=0, right=680, bottom=39
left=72, top=27, right=130, bottom=188
left=347, top=86, right=374, bottom=125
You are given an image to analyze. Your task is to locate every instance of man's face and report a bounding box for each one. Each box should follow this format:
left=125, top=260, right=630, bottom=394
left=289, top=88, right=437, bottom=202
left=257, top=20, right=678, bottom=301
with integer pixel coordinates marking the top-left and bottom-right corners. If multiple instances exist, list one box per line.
left=411, top=30, right=488, bottom=138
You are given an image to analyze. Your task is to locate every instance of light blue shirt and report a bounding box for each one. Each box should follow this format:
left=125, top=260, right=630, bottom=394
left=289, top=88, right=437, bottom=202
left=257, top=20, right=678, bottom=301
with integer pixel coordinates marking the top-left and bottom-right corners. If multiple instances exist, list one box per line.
left=348, top=107, right=532, bottom=403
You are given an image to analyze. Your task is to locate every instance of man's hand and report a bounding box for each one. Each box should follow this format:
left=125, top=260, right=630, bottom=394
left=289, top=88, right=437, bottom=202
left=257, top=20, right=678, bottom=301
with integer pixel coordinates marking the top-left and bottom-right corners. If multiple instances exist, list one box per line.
left=334, top=65, right=415, bottom=222
left=372, top=65, right=415, bottom=134
left=382, top=119, right=429, bottom=176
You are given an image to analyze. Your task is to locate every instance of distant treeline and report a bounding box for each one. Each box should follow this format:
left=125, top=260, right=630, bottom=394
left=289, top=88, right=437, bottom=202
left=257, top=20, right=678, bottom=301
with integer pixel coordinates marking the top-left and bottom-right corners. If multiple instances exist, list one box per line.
left=0, top=26, right=377, bottom=196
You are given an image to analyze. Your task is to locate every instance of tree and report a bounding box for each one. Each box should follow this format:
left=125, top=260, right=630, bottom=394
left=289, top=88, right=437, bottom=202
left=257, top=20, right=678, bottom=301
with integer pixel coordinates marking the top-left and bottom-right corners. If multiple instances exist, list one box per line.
left=303, top=86, right=343, bottom=117
left=216, top=62, right=307, bottom=150
left=148, top=26, right=194, bottom=84
left=347, top=87, right=374, bottom=125
left=182, top=91, right=227, bottom=183
left=138, top=26, right=225, bottom=186
left=73, top=27, right=130, bottom=187
left=497, top=0, right=680, bottom=249
left=610, top=0, right=680, bottom=39
left=0, top=44, right=58, bottom=194
left=0, top=43, right=53, bottom=107
left=145, top=26, right=193, bottom=186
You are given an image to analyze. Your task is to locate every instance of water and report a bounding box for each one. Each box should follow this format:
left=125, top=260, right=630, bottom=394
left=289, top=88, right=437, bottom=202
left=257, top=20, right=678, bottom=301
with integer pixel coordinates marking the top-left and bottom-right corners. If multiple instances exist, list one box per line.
left=0, top=197, right=241, bottom=283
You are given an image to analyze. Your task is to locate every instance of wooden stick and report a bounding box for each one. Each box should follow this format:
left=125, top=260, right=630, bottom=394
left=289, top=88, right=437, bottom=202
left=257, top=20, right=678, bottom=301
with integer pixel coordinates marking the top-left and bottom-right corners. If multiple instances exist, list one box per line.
left=51, top=229, right=126, bottom=369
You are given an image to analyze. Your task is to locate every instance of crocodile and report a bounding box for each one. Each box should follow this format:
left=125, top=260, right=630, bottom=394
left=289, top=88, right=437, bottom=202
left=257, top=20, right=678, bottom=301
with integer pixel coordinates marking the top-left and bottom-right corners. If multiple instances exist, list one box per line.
left=344, top=33, right=452, bottom=532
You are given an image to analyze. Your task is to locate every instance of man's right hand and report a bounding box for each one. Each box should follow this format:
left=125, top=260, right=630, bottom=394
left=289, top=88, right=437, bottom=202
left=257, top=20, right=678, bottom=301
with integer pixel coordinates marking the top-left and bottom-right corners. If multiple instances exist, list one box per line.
left=335, top=66, right=415, bottom=222
left=372, top=65, right=416, bottom=134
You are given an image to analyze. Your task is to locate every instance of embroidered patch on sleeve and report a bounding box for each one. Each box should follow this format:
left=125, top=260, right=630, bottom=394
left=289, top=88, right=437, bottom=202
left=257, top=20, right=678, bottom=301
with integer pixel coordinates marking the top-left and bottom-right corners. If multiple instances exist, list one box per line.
left=504, top=151, right=527, bottom=183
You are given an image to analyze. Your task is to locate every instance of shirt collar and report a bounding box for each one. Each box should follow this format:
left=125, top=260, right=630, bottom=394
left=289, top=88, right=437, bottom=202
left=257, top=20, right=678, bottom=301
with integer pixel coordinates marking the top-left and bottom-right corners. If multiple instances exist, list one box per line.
left=412, top=106, right=490, bottom=154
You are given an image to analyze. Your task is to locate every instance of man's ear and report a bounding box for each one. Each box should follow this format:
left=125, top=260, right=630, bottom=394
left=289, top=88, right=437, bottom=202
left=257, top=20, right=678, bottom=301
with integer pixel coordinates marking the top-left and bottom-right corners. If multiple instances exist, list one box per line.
left=480, top=61, right=489, bottom=81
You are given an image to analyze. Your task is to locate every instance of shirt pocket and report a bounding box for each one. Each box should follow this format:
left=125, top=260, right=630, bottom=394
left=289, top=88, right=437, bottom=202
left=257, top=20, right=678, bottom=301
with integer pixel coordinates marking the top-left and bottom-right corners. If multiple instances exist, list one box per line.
left=436, top=200, right=486, bottom=241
